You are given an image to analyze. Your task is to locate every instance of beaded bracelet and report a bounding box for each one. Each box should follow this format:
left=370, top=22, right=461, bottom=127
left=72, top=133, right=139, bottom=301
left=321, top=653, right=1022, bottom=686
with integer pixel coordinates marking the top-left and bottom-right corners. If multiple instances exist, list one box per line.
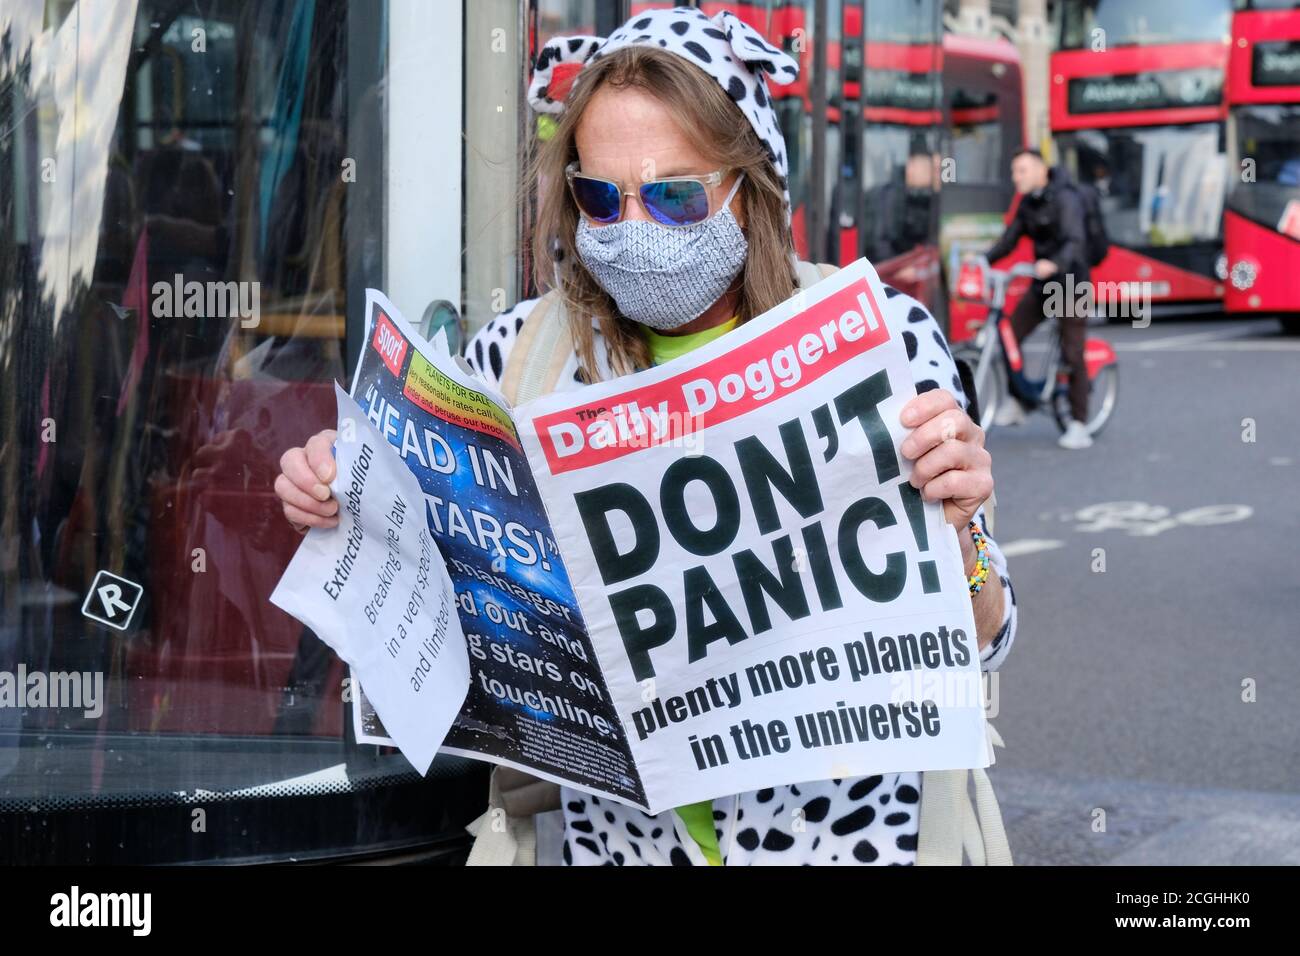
left=966, top=520, right=991, bottom=595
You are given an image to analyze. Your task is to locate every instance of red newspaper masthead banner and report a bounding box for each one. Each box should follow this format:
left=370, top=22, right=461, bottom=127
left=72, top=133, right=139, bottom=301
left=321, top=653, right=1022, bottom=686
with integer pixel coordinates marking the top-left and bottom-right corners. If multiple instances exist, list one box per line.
left=531, top=276, right=891, bottom=476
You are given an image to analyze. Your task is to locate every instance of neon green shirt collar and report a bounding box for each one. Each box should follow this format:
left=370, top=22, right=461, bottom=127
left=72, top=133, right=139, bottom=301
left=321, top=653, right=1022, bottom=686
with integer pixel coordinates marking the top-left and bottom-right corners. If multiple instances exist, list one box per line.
left=641, top=316, right=740, bottom=366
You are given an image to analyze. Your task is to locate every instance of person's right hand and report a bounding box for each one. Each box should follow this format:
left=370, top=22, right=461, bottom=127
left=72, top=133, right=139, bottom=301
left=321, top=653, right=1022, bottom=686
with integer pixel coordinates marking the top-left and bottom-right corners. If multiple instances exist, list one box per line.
left=275, top=429, right=340, bottom=532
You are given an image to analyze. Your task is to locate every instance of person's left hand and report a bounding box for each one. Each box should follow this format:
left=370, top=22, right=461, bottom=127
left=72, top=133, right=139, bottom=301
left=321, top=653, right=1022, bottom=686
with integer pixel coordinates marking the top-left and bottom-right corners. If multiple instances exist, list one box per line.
left=899, top=389, right=993, bottom=529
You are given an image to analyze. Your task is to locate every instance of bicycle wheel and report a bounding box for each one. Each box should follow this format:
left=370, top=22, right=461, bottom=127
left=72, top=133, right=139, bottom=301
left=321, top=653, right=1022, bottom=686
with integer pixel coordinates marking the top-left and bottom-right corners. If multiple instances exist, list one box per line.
left=1052, top=363, right=1119, bottom=436
left=955, top=344, right=1004, bottom=429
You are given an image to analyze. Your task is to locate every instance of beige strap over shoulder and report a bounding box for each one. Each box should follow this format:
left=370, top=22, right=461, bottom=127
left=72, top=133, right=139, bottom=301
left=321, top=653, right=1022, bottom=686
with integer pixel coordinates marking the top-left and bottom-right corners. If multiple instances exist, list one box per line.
left=468, top=261, right=1010, bottom=865
left=795, top=259, right=839, bottom=287
left=499, top=293, right=574, bottom=407
left=917, top=724, right=1012, bottom=866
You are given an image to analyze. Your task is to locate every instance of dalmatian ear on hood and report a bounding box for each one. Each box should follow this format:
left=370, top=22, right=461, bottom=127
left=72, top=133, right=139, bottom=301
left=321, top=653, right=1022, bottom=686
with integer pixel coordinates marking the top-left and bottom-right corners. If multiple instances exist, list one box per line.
left=527, top=35, right=603, bottom=114
left=716, top=10, right=799, bottom=83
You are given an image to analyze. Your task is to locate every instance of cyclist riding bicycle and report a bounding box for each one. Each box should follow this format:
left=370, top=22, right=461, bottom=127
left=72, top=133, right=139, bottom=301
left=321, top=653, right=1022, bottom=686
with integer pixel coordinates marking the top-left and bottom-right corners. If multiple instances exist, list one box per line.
left=978, top=147, right=1093, bottom=450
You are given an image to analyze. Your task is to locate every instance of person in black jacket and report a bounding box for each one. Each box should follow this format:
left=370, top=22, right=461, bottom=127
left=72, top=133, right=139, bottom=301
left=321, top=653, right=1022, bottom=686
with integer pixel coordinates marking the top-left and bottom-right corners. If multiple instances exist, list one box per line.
left=980, top=148, right=1093, bottom=449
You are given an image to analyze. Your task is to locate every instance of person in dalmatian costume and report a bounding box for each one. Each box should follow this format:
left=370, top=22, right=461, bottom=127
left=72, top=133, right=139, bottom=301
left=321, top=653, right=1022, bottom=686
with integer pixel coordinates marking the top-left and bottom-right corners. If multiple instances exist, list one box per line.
left=277, top=6, right=1019, bottom=865
left=471, top=6, right=1020, bottom=866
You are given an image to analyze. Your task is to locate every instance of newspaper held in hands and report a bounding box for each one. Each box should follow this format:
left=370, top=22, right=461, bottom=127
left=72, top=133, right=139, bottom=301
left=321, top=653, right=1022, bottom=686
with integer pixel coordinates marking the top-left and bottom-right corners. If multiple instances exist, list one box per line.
left=270, top=384, right=469, bottom=775
left=270, top=262, right=990, bottom=814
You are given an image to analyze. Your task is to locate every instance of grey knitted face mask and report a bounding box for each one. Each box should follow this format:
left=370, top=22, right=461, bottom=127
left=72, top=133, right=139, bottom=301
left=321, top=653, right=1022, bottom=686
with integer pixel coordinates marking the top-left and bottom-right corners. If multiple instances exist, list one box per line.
left=575, top=174, right=747, bottom=331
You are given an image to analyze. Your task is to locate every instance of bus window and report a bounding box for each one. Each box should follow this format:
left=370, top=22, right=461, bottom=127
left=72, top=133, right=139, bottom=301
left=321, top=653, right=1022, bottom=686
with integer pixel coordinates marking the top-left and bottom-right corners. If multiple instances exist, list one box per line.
left=1065, top=124, right=1228, bottom=248
left=1227, top=105, right=1300, bottom=232
left=860, top=128, right=940, bottom=261
left=0, top=0, right=495, bottom=864
left=1060, top=0, right=1233, bottom=50
left=856, top=0, right=943, bottom=307
left=949, top=88, right=1004, bottom=186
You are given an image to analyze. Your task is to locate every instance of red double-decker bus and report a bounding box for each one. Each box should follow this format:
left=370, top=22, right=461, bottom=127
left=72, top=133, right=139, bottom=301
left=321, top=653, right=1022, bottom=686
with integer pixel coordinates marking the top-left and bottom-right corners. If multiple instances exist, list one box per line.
left=694, top=0, right=1025, bottom=342
left=1224, top=0, right=1300, bottom=330
left=823, top=0, right=1026, bottom=341
left=1051, top=0, right=1233, bottom=314
left=940, top=32, right=1028, bottom=343
left=849, top=0, right=946, bottom=310
left=708, top=0, right=949, bottom=314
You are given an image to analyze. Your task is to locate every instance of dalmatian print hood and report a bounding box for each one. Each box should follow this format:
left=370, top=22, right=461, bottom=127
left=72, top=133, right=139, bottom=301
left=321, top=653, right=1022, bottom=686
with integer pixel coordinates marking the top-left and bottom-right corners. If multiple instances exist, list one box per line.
left=527, top=5, right=800, bottom=218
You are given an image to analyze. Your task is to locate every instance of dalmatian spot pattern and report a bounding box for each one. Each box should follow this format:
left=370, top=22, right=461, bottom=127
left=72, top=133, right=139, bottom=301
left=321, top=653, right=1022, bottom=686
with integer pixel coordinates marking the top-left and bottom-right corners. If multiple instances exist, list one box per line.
left=525, top=7, right=801, bottom=219
left=464, top=279, right=1020, bottom=866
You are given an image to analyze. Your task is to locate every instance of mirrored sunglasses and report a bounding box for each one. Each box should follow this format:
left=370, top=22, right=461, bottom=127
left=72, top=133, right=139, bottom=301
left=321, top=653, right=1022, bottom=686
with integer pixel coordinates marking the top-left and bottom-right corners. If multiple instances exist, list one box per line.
left=565, top=163, right=729, bottom=227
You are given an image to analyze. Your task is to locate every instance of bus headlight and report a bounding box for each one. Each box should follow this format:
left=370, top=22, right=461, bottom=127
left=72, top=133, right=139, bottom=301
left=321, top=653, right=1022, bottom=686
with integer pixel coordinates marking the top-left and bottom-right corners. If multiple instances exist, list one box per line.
left=1215, top=253, right=1228, bottom=280
left=1230, top=260, right=1258, bottom=291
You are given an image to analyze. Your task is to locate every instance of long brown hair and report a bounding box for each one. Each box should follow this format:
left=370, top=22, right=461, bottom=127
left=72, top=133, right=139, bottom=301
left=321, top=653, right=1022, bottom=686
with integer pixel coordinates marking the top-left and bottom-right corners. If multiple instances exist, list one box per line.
left=530, top=45, right=798, bottom=381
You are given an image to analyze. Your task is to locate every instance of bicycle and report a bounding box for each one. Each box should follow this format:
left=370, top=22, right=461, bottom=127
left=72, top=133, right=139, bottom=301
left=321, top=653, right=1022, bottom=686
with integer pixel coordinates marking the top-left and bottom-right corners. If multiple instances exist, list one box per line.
left=950, top=256, right=1119, bottom=437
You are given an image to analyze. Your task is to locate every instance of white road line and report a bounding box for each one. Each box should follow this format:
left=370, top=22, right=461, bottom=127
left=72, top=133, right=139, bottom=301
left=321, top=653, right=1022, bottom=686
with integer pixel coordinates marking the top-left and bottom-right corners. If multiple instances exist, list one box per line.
left=1109, top=340, right=1300, bottom=352
left=1124, top=327, right=1254, bottom=351
left=998, top=539, right=1066, bottom=558
left=1018, top=326, right=1299, bottom=353
left=1175, top=339, right=1300, bottom=351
